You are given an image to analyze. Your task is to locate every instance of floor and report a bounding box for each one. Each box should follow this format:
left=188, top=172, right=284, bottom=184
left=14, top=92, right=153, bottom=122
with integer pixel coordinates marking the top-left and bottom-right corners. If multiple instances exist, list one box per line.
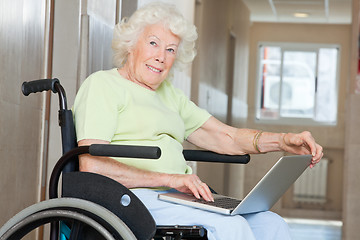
left=285, top=218, right=342, bottom=240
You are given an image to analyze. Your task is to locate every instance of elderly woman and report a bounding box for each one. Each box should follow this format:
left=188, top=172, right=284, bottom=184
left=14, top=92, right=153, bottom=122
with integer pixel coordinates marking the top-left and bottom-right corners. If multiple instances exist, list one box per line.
left=73, top=2, right=323, bottom=240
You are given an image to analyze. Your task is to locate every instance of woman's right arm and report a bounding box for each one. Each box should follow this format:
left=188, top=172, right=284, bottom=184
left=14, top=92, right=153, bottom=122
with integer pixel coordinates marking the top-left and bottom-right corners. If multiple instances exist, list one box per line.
left=78, top=139, right=214, bottom=201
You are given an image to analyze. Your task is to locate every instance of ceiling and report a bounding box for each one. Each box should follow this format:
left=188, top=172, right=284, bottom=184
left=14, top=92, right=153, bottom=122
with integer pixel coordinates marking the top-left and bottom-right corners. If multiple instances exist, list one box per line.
left=241, top=0, right=352, bottom=24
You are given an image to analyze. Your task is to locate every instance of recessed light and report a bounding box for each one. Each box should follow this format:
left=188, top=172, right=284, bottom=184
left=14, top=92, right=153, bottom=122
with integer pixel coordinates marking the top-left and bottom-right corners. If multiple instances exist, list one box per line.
left=294, top=12, right=310, bottom=18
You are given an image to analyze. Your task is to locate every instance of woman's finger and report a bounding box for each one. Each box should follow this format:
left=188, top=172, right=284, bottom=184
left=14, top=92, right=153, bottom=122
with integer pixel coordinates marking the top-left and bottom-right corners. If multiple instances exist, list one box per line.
left=187, top=177, right=213, bottom=202
left=197, top=181, right=214, bottom=202
left=301, top=131, right=318, bottom=157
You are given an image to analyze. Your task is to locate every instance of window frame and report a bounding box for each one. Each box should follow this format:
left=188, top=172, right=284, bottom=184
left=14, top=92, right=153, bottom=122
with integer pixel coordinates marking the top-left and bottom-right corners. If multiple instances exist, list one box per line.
left=254, top=42, right=341, bottom=126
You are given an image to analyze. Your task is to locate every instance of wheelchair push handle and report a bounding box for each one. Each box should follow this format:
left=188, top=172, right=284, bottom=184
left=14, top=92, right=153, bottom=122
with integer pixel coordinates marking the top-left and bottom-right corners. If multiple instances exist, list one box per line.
left=22, top=78, right=60, bottom=96
left=89, top=144, right=161, bottom=159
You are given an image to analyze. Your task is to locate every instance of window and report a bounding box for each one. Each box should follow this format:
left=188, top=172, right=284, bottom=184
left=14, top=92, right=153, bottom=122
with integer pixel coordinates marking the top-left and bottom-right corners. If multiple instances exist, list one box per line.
left=256, top=43, right=339, bottom=125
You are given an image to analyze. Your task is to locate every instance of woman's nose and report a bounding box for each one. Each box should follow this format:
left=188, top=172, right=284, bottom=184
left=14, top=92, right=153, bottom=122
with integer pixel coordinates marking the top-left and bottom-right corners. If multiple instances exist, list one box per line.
left=155, top=49, right=166, bottom=63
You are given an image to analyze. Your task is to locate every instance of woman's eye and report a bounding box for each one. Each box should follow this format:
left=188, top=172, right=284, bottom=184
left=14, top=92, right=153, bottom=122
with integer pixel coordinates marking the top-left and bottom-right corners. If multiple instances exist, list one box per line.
left=150, top=41, right=157, bottom=46
left=167, top=48, right=175, bottom=53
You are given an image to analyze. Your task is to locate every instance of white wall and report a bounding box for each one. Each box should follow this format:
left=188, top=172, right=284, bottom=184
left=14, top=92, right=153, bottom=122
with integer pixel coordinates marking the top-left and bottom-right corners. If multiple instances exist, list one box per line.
left=0, top=1, right=49, bottom=239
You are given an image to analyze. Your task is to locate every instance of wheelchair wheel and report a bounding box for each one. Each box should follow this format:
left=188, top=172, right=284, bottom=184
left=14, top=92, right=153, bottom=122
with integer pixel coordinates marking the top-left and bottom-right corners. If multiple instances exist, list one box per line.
left=0, top=209, right=115, bottom=240
left=0, top=198, right=137, bottom=240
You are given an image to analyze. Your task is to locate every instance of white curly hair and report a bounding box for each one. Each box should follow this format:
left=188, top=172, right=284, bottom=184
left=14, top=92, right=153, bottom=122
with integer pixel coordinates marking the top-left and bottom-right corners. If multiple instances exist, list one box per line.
left=112, top=2, right=198, bottom=71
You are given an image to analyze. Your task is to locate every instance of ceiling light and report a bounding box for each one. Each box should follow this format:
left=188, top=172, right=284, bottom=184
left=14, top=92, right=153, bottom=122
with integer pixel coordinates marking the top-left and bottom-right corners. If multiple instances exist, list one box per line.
left=293, top=12, right=310, bottom=18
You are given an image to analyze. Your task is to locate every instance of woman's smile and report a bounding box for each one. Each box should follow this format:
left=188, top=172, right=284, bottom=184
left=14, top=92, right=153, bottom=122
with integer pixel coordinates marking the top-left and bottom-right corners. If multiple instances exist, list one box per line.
left=146, top=64, right=162, bottom=73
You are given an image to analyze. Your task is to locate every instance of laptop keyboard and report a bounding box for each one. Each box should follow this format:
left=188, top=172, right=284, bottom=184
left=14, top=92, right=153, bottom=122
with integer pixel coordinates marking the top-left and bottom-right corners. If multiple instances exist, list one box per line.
left=192, top=196, right=241, bottom=210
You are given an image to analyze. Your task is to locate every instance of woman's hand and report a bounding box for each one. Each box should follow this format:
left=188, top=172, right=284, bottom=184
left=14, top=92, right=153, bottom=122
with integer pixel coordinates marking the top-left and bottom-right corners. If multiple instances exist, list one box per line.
left=280, top=131, right=323, bottom=168
left=167, top=174, right=214, bottom=202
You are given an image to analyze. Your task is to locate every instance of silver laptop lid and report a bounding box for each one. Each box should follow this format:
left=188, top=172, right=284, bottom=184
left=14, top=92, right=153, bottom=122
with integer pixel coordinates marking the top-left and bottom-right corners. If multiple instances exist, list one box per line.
left=232, top=154, right=312, bottom=215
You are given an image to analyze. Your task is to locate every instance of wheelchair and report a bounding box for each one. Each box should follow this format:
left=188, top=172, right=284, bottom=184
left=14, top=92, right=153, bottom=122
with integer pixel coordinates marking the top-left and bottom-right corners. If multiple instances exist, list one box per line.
left=0, top=78, right=250, bottom=240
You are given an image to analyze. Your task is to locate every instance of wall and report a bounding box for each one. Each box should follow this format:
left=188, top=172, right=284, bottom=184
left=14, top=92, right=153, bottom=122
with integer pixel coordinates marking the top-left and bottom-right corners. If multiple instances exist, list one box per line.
left=342, top=0, right=360, bottom=238
left=0, top=1, right=49, bottom=236
left=246, top=22, right=350, bottom=220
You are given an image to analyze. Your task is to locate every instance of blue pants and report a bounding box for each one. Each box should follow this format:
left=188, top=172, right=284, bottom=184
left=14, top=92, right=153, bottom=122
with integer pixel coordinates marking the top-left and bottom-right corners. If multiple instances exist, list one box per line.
left=132, top=189, right=291, bottom=240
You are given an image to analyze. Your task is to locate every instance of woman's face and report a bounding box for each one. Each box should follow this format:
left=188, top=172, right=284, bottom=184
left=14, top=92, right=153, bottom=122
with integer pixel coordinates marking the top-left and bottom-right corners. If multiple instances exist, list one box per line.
left=125, top=23, right=180, bottom=90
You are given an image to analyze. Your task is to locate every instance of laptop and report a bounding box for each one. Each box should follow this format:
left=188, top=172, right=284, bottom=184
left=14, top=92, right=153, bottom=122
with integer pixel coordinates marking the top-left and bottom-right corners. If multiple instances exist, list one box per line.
left=158, top=155, right=312, bottom=215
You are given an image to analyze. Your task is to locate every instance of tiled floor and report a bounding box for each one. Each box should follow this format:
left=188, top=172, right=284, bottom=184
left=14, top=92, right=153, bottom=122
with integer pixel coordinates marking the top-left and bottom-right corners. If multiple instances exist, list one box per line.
left=285, top=218, right=342, bottom=240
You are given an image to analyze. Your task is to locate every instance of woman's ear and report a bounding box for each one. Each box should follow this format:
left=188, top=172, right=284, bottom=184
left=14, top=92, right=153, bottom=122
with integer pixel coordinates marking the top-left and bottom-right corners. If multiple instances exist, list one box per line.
left=127, top=45, right=134, bottom=58
left=125, top=50, right=133, bottom=64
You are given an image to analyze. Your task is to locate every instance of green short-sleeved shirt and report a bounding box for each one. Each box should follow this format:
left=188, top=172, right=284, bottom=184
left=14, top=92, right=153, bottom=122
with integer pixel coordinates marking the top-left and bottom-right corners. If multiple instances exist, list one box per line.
left=73, top=68, right=211, bottom=174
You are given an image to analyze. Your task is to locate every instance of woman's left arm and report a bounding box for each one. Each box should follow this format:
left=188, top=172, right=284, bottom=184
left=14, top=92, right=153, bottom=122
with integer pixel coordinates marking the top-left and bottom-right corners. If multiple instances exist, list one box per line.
left=186, top=116, right=323, bottom=167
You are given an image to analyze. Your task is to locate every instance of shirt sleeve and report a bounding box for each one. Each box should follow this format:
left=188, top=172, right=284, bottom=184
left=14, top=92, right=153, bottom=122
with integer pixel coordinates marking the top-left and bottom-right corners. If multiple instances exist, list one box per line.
left=178, top=91, right=211, bottom=139
left=73, top=72, right=124, bottom=142
left=161, top=81, right=212, bottom=139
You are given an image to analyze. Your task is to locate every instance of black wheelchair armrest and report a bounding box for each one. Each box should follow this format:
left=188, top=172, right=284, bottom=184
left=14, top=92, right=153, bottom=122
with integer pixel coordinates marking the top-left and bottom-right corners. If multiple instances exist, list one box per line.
left=49, top=145, right=161, bottom=199
left=89, top=144, right=161, bottom=159
left=183, top=150, right=250, bottom=164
